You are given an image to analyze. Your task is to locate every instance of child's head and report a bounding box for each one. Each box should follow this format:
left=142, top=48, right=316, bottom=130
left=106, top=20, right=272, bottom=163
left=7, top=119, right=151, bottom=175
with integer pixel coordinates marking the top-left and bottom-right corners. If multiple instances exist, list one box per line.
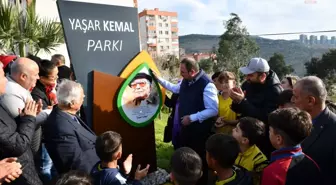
left=215, top=71, right=236, bottom=93
left=232, top=117, right=265, bottom=148
left=95, top=131, right=122, bottom=162
left=268, top=108, right=312, bottom=149
left=206, top=134, right=240, bottom=170
left=212, top=71, right=221, bottom=82
left=55, top=170, right=92, bottom=185
left=278, top=89, right=295, bottom=109
left=281, top=75, right=299, bottom=90
left=170, top=147, right=203, bottom=185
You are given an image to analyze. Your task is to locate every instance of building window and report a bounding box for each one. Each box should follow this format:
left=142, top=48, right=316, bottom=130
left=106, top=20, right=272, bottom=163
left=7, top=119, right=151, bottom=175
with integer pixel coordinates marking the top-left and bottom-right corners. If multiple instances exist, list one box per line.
left=148, top=15, right=155, bottom=20
left=167, top=46, right=170, bottom=49
left=165, top=38, right=169, bottom=42
left=160, top=46, right=164, bottom=50
left=165, top=23, right=169, bottom=27
left=165, top=31, right=169, bottom=35
left=159, top=31, right=163, bottom=35
left=159, top=23, right=162, bottom=27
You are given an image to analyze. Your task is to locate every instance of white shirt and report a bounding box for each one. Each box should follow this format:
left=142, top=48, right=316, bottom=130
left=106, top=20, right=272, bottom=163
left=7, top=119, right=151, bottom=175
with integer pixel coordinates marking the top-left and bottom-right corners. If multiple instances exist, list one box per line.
left=157, top=78, right=218, bottom=123
left=0, top=76, right=50, bottom=123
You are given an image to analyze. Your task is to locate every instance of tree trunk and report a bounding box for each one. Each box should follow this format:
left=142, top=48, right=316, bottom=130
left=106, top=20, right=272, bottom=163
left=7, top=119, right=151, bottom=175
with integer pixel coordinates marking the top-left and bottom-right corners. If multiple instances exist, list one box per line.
left=19, top=43, right=25, bottom=57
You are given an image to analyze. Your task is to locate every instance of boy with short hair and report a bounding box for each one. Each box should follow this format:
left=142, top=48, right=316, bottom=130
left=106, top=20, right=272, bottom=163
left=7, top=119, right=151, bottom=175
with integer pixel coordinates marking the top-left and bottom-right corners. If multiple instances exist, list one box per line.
left=278, top=89, right=295, bottom=109
left=91, top=131, right=150, bottom=185
left=169, top=147, right=203, bottom=185
left=206, top=134, right=253, bottom=185
left=261, top=108, right=321, bottom=185
left=214, top=71, right=239, bottom=134
left=232, top=117, right=268, bottom=185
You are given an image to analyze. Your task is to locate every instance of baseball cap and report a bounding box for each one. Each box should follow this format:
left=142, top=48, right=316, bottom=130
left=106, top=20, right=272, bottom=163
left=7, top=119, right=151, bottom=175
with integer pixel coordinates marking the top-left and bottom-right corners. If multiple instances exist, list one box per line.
left=0, top=55, right=17, bottom=69
left=239, top=57, right=270, bottom=75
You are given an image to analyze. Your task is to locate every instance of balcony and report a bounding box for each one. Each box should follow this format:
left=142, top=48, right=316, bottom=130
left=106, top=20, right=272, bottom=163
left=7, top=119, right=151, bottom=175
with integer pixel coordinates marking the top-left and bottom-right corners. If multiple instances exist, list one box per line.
left=148, top=43, right=157, bottom=47
left=171, top=27, right=178, bottom=32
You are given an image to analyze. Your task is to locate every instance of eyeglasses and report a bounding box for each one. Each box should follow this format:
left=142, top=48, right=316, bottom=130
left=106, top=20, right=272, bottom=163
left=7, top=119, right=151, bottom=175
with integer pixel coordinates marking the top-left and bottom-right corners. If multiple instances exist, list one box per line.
left=47, top=75, right=58, bottom=81
left=130, top=82, right=147, bottom=89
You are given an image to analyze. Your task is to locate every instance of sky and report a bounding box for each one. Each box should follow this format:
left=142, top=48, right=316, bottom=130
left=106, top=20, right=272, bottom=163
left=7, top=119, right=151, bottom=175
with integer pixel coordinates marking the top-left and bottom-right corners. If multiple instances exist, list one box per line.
left=138, top=0, right=336, bottom=40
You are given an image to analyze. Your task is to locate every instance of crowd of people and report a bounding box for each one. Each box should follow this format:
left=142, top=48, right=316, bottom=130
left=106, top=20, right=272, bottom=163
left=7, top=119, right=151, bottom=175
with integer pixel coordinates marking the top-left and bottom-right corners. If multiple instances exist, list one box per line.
left=0, top=53, right=335, bottom=185
left=160, top=57, right=336, bottom=185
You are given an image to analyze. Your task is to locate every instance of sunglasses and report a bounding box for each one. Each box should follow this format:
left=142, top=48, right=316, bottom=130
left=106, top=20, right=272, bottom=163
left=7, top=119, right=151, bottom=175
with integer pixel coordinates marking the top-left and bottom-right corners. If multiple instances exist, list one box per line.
left=130, top=82, right=147, bottom=88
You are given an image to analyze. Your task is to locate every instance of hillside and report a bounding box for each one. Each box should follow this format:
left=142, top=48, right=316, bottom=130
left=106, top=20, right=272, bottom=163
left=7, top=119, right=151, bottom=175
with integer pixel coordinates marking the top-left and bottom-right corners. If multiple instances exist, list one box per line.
left=179, top=34, right=334, bottom=76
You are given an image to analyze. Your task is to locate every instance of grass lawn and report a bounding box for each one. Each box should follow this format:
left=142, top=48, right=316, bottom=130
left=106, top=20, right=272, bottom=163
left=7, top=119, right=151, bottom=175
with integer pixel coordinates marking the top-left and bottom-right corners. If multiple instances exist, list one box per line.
left=154, top=112, right=174, bottom=171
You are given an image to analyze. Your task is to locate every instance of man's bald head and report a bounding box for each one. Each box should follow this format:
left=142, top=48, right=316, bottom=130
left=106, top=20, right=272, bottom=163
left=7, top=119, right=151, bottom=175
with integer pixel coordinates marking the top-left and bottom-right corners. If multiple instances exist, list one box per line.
left=295, top=76, right=327, bottom=103
left=11, top=57, right=39, bottom=76
left=10, top=57, right=40, bottom=90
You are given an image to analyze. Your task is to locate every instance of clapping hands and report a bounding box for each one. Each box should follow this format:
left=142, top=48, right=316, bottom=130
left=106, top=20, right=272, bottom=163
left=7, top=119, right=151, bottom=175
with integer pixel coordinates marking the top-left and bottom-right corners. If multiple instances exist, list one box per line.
left=122, top=154, right=150, bottom=181
left=19, top=100, right=39, bottom=117
left=0, top=158, right=22, bottom=184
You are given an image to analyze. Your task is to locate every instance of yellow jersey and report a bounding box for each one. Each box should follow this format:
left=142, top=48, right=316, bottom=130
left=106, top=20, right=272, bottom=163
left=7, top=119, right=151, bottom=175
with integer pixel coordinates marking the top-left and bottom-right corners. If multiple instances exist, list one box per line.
left=216, top=95, right=237, bottom=135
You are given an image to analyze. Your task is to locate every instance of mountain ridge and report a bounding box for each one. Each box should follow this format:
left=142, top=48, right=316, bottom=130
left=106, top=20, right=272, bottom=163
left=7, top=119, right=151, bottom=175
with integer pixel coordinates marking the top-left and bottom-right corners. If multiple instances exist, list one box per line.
left=179, top=34, right=335, bottom=76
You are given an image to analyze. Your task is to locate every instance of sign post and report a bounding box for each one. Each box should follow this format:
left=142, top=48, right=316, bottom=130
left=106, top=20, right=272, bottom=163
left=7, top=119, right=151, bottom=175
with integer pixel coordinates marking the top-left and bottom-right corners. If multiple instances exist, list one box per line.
left=57, top=0, right=160, bottom=173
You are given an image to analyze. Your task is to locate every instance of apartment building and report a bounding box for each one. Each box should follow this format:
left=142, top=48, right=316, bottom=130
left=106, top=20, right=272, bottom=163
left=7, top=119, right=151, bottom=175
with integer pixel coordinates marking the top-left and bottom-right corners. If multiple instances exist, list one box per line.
left=139, top=8, right=179, bottom=58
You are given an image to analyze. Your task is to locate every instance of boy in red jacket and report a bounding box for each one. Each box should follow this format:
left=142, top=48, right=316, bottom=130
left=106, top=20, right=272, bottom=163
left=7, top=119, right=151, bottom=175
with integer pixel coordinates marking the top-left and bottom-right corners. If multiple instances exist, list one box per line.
left=261, top=108, right=321, bottom=185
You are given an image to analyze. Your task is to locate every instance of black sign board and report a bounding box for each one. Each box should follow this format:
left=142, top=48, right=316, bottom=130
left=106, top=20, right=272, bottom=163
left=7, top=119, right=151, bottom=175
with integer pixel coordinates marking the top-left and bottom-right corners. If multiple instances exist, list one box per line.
left=57, top=0, right=140, bottom=126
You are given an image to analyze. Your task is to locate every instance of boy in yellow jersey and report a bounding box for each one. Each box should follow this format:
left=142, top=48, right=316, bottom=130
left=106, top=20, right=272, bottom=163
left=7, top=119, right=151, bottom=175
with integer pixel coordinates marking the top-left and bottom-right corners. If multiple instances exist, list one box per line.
left=232, top=117, right=268, bottom=185
left=213, top=71, right=239, bottom=134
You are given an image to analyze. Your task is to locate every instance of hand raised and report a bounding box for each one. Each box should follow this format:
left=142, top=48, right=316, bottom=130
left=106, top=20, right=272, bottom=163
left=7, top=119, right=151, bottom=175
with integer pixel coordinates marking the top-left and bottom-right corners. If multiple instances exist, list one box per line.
left=134, top=164, right=150, bottom=180
left=149, top=69, right=159, bottom=80
left=22, top=100, right=38, bottom=117
left=36, top=99, right=43, bottom=115
left=123, top=154, right=133, bottom=175
left=229, top=87, right=245, bottom=103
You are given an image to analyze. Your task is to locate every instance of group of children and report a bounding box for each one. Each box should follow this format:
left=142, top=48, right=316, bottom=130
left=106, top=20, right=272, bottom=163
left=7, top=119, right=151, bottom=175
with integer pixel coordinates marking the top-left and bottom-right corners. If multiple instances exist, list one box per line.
left=88, top=107, right=318, bottom=185
left=84, top=71, right=322, bottom=185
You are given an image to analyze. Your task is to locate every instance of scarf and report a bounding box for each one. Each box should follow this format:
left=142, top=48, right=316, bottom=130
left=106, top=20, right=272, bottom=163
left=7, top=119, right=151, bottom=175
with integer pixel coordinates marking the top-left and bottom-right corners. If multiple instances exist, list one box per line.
left=45, top=84, right=58, bottom=104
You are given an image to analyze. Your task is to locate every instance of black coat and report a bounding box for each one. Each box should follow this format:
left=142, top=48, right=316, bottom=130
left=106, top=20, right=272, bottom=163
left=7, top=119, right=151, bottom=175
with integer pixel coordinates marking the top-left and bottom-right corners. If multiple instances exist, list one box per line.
left=0, top=105, right=42, bottom=185
left=231, top=70, right=282, bottom=157
left=231, top=70, right=282, bottom=123
left=302, top=108, right=336, bottom=185
left=43, top=106, right=99, bottom=174
left=31, top=80, right=52, bottom=110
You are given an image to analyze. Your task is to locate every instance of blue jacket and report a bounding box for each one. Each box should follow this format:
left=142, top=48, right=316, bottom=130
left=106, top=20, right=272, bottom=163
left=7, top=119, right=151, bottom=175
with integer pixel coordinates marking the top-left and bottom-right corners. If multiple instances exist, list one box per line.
left=91, top=162, right=142, bottom=185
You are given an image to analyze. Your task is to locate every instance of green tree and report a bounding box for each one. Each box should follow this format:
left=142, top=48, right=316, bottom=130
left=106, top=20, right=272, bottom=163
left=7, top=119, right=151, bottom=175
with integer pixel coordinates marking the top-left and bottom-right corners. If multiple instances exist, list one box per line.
left=215, top=13, right=259, bottom=82
left=199, top=58, right=213, bottom=74
left=305, top=57, right=322, bottom=77
left=0, top=0, right=64, bottom=56
left=154, top=54, right=180, bottom=81
left=305, top=49, right=336, bottom=95
left=268, top=53, right=294, bottom=79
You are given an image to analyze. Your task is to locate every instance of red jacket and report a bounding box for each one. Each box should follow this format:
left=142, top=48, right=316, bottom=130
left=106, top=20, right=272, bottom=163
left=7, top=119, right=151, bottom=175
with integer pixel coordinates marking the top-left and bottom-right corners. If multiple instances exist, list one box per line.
left=261, top=145, right=321, bottom=185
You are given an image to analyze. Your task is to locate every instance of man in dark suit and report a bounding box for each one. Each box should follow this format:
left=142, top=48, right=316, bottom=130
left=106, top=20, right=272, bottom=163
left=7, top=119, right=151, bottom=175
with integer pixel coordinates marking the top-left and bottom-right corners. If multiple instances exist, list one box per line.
left=43, top=79, right=99, bottom=174
left=293, top=76, right=336, bottom=185
left=0, top=67, right=42, bottom=185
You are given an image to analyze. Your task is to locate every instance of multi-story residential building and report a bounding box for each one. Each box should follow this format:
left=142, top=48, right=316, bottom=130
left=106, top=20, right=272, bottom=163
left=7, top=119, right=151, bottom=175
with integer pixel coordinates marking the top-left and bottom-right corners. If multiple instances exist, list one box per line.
left=309, top=35, right=318, bottom=45
left=331, top=36, right=336, bottom=45
left=139, top=8, right=179, bottom=58
left=299, top=34, right=308, bottom=44
left=320, top=35, right=328, bottom=44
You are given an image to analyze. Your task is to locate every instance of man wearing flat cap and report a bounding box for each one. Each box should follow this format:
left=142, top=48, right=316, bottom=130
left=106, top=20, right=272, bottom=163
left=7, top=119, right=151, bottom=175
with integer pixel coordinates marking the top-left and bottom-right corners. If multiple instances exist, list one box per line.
left=127, top=72, right=157, bottom=107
